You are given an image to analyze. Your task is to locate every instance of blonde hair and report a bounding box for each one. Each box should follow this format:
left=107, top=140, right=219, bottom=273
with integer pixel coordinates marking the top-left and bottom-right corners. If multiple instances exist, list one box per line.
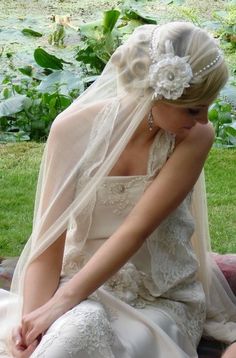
left=111, top=22, right=229, bottom=106
left=156, top=22, right=229, bottom=106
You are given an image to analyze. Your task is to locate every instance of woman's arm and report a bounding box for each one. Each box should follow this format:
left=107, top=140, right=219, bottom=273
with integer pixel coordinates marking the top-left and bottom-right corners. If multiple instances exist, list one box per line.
left=22, top=231, right=66, bottom=315
left=10, top=232, right=66, bottom=356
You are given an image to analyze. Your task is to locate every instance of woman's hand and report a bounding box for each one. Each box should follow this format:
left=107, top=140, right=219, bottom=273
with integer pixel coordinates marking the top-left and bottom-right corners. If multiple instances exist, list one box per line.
left=20, top=287, right=77, bottom=347
left=10, top=326, right=38, bottom=358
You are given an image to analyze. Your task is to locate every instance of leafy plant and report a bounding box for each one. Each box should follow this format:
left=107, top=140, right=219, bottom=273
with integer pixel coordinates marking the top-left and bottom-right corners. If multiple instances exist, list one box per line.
left=22, top=28, right=43, bottom=38
left=34, top=48, right=71, bottom=70
left=213, top=6, right=236, bottom=50
left=48, top=25, right=66, bottom=47
left=0, top=75, right=79, bottom=142
left=209, top=99, right=236, bottom=147
left=120, top=1, right=158, bottom=24
left=76, top=9, right=122, bottom=73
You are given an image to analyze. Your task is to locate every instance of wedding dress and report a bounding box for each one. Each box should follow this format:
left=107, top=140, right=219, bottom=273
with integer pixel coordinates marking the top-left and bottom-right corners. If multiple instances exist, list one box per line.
left=28, top=129, right=205, bottom=358
left=1, top=22, right=236, bottom=358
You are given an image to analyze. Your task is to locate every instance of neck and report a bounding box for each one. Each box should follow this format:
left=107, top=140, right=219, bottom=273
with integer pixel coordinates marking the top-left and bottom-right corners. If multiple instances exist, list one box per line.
left=130, top=113, right=160, bottom=145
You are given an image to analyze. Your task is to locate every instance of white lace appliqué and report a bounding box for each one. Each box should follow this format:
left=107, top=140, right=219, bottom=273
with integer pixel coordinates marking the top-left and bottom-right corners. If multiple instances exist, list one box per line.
left=31, top=301, right=116, bottom=358
left=146, top=192, right=197, bottom=295
left=103, top=262, right=156, bottom=308
left=155, top=282, right=206, bottom=347
left=149, top=39, right=193, bottom=100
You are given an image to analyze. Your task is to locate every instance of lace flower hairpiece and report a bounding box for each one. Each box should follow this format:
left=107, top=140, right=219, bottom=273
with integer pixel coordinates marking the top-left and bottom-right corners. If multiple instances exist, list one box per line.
left=149, top=39, right=192, bottom=100
left=148, top=26, right=222, bottom=101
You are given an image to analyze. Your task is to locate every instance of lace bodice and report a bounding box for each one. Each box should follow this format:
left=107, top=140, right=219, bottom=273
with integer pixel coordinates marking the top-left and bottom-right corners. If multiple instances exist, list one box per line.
left=62, top=129, right=206, bottom=346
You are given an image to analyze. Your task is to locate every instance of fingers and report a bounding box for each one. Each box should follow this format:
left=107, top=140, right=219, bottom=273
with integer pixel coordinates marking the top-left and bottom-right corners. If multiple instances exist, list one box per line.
left=21, top=316, right=35, bottom=347
left=21, top=316, right=42, bottom=347
left=11, top=326, right=25, bottom=349
left=11, top=340, right=38, bottom=358
left=25, top=340, right=38, bottom=356
left=11, top=324, right=40, bottom=358
left=25, top=329, right=38, bottom=347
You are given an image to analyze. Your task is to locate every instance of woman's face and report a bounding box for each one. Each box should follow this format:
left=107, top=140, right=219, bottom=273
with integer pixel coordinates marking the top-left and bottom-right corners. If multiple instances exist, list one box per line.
left=152, top=101, right=210, bottom=135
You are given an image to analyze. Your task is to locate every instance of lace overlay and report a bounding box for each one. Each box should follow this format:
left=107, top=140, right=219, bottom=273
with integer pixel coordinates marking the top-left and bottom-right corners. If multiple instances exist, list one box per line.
left=103, top=262, right=156, bottom=308
left=31, top=300, right=116, bottom=358
left=100, top=190, right=206, bottom=346
left=146, top=191, right=198, bottom=295
left=154, top=281, right=207, bottom=346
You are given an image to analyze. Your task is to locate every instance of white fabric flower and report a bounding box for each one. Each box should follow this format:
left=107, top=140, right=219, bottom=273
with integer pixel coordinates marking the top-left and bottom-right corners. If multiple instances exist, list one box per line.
left=103, top=263, right=155, bottom=307
left=149, top=55, right=193, bottom=100
left=149, top=51, right=193, bottom=100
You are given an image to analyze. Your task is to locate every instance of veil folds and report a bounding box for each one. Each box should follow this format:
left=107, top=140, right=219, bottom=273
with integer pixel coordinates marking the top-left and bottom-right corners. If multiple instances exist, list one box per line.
left=2, top=23, right=236, bottom=348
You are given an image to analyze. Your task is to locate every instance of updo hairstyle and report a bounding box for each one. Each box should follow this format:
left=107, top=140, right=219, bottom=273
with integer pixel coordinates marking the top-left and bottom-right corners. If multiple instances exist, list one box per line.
left=111, top=22, right=228, bottom=106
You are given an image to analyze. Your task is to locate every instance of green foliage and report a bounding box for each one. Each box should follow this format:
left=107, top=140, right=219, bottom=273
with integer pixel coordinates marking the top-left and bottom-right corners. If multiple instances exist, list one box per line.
left=0, top=75, right=77, bottom=141
left=22, top=28, right=43, bottom=38
left=0, top=94, right=28, bottom=117
left=209, top=96, right=236, bottom=147
left=34, top=48, right=69, bottom=70
left=76, top=9, right=122, bottom=73
left=18, top=66, right=34, bottom=77
left=103, top=9, right=121, bottom=33
left=220, top=80, right=236, bottom=108
left=48, top=25, right=66, bottom=47
left=171, top=6, right=201, bottom=25
left=213, top=5, right=236, bottom=50
left=37, top=70, right=84, bottom=96
left=210, top=77, right=236, bottom=148
left=120, top=1, right=158, bottom=24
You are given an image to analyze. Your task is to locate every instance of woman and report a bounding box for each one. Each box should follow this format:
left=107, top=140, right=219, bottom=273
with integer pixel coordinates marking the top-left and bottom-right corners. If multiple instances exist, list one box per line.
left=0, top=22, right=236, bottom=358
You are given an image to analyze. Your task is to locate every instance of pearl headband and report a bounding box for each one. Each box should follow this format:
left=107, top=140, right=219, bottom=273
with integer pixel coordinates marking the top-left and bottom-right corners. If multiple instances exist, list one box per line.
left=148, top=26, right=222, bottom=100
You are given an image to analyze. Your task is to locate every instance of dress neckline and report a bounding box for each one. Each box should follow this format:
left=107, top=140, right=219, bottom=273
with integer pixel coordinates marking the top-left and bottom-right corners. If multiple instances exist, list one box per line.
left=107, top=129, right=165, bottom=180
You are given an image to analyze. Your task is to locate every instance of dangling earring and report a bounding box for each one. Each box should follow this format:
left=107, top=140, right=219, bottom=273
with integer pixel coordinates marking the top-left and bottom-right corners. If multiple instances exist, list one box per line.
left=147, top=109, right=154, bottom=131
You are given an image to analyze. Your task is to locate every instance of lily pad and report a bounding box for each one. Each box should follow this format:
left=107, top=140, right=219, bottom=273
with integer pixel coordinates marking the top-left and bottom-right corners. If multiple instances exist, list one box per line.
left=37, top=70, right=84, bottom=95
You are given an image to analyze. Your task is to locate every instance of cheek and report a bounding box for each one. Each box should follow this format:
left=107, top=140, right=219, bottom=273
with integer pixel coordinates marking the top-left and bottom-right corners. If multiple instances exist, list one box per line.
left=166, top=112, right=187, bottom=128
left=175, top=112, right=193, bottom=126
left=155, top=115, right=179, bottom=131
left=153, top=106, right=190, bottom=130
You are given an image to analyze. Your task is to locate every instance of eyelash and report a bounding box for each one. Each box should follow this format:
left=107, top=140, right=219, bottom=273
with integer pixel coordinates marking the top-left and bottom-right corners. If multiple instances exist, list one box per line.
left=187, top=108, right=200, bottom=116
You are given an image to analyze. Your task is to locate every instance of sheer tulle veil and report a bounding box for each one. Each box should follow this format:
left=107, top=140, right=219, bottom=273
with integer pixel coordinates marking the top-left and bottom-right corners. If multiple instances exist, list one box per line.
left=0, top=22, right=235, bottom=355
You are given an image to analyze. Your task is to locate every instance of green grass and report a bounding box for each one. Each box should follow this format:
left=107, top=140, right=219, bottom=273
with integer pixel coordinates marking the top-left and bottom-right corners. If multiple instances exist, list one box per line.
left=0, top=142, right=43, bottom=256
left=205, top=148, right=236, bottom=253
left=0, top=143, right=235, bottom=256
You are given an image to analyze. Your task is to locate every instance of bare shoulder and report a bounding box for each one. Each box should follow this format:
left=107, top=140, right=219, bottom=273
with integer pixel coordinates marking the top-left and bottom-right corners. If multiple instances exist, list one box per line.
left=175, top=122, right=215, bottom=153
left=188, top=122, right=215, bottom=143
